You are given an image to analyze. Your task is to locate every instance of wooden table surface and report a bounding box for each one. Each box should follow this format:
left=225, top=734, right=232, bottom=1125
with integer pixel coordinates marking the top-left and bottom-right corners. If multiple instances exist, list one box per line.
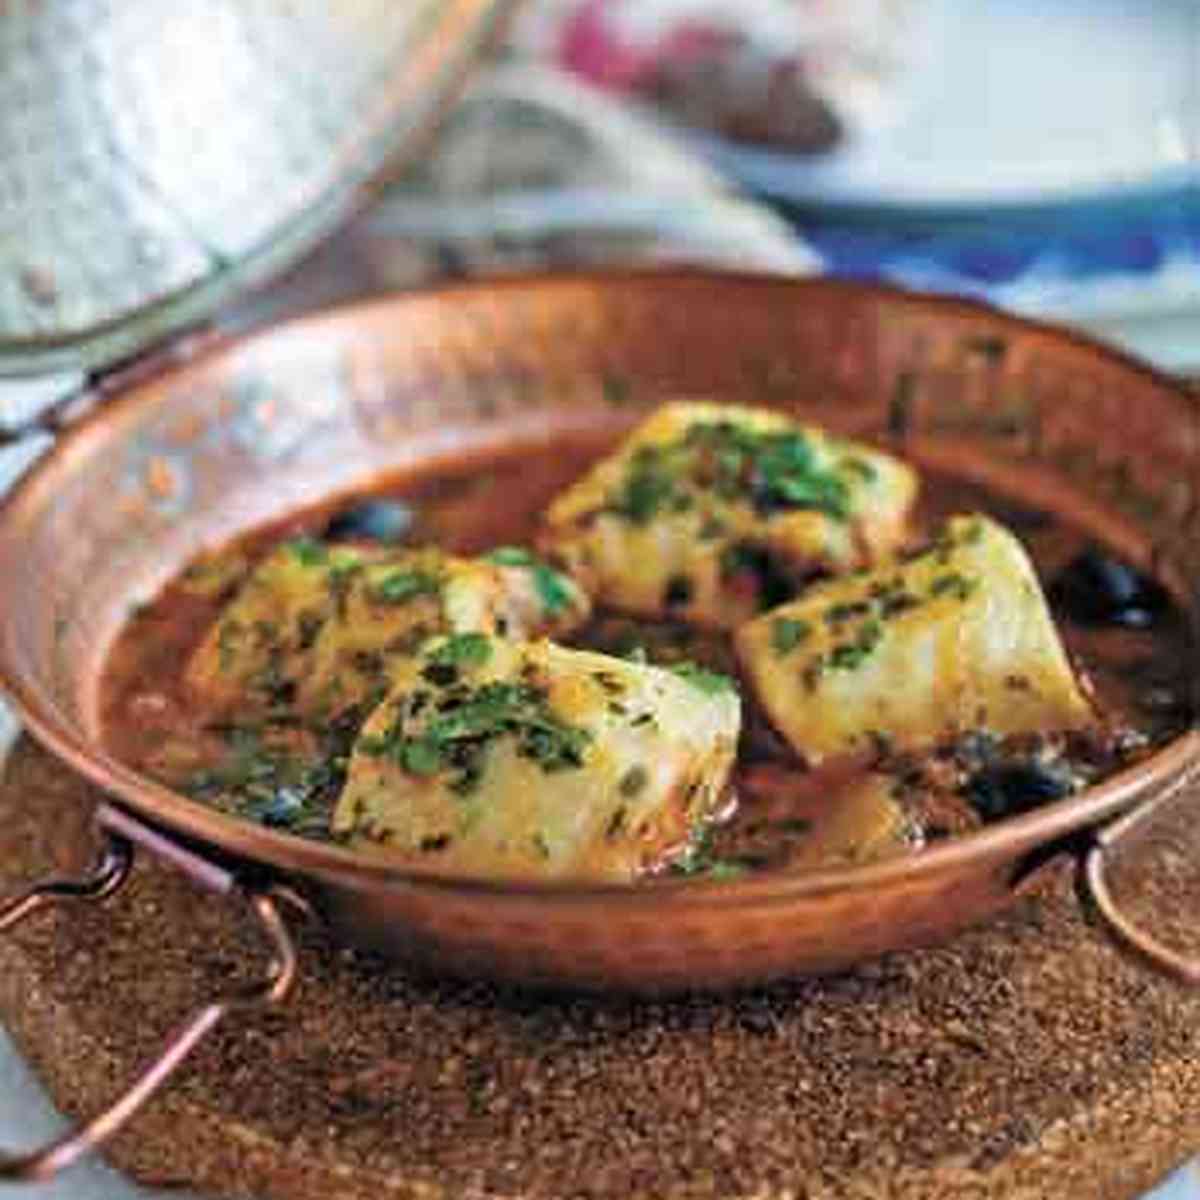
left=2, top=735, right=1199, bottom=1200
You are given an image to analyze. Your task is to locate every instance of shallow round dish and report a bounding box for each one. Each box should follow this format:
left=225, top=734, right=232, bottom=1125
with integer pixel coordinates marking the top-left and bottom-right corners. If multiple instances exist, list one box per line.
left=0, top=271, right=1197, bottom=998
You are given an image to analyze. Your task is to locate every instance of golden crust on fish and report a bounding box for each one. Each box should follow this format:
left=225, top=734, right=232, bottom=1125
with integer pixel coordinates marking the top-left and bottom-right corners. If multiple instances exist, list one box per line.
left=540, top=401, right=918, bottom=629
left=735, top=515, right=1096, bottom=765
left=296, top=547, right=590, bottom=717
left=184, top=540, right=381, bottom=713
left=187, top=542, right=589, bottom=718
left=332, top=636, right=741, bottom=882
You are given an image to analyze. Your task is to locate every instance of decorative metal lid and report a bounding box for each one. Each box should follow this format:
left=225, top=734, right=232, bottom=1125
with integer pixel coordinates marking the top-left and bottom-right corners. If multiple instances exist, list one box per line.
left=0, top=0, right=513, bottom=376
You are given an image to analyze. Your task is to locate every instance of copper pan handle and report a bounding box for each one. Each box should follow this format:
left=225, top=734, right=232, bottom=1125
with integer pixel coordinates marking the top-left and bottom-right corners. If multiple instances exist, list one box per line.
left=0, top=806, right=301, bottom=1183
left=1078, top=759, right=1200, bottom=987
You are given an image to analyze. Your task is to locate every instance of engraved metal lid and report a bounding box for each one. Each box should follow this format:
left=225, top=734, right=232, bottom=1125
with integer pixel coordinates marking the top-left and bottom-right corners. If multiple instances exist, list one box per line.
left=0, top=0, right=513, bottom=376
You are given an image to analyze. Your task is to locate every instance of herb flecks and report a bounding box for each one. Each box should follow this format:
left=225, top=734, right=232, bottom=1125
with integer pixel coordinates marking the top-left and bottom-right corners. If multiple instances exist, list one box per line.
left=828, top=618, right=884, bottom=672
left=612, top=446, right=677, bottom=525
left=288, top=537, right=329, bottom=567
left=372, top=568, right=441, bottom=606
left=671, top=661, right=738, bottom=696
left=671, top=827, right=748, bottom=880
left=360, top=666, right=592, bottom=796
left=607, top=419, right=856, bottom=527
left=930, top=572, right=978, bottom=602
left=486, top=546, right=576, bottom=615
left=771, top=617, right=812, bottom=656
left=184, top=723, right=350, bottom=839
left=840, top=456, right=878, bottom=482
left=428, top=632, right=493, bottom=670
left=484, top=546, right=536, bottom=567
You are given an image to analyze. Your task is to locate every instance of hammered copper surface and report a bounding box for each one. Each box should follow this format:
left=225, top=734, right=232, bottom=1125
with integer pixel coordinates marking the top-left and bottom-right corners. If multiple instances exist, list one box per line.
left=0, top=272, right=1196, bottom=992
left=0, top=0, right=516, bottom=374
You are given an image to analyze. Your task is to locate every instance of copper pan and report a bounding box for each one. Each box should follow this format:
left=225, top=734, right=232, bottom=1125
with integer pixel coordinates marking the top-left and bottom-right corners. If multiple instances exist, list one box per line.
left=0, top=272, right=1197, bottom=1179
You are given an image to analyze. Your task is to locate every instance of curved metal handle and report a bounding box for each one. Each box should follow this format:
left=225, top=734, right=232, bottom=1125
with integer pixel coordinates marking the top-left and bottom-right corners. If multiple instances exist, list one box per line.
left=1079, top=762, right=1200, bottom=987
left=0, top=834, right=133, bottom=933
left=0, top=829, right=300, bottom=1182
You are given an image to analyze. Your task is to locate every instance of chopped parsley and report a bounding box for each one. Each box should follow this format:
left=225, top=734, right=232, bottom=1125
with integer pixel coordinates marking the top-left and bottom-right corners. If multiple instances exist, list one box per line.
left=372, top=568, right=440, bottom=606
left=771, top=616, right=812, bottom=656
left=930, top=572, right=978, bottom=601
left=427, top=632, right=493, bottom=670
left=612, top=448, right=677, bottom=524
left=360, top=676, right=591, bottom=795
left=961, top=518, right=986, bottom=545
left=484, top=546, right=536, bottom=567
left=607, top=420, right=855, bottom=527
left=183, top=723, right=350, bottom=839
left=671, top=828, right=748, bottom=880
left=839, top=456, right=878, bottom=482
left=287, top=537, right=328, bottom=567
left=217, top=619, right=244, bottom=672
left=532, top=564, right=573, bottom=614
left=824, top=601, right=872, bottom=626
left=485, top=546, right=575, bottom=615
left=326, top=561, right=362, bottom=619
left=670, top=661, right=738, bottom=696
left=880, top=590, right=921, bottom=618
left=397, top=738, right=443, bottom=776
left=828, top=618, right=884, bottom=671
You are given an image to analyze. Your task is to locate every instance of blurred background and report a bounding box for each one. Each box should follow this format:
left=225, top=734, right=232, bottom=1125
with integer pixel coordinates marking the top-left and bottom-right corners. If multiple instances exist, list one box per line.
left=231, top=0, right=1200, bottom=373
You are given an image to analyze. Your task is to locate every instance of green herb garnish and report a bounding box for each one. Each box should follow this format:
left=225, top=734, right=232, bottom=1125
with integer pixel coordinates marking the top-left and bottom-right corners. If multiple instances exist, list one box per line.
left=608, top=420, right=854, bottom=527
left=397, top=738, right=443, bottom=776
left=824, top=601, right=872, bottom=626
left=373, top=568, right=440, bottom=606
left=612, top=447, right=677, bottom=524
left=485, top=546, right=536, bottom=567
left=361, top=676, right=591, bottom=794
left=670, top=661, right=738, bottom=696
left=486, top=547, right=574, bottom=615
left=428, top=632, right=493, bottom=670
left=324, top=560, right=363, bottom=620
left=828, top=618, right=884, bottom=671
left=217, top=619, right=244, bottom=672
left=840, top=456, right=878, bottom=482
left=288, top=537, right=328, bottom=567
left=771, top=617, right=812, bottom=656
left=532, top=564, right=573, bottom=614
left=183, top=722, right=351, bottom=839
left=672, top=828, right=747, bottom=880
left=930, top=572, right=978, bottom=601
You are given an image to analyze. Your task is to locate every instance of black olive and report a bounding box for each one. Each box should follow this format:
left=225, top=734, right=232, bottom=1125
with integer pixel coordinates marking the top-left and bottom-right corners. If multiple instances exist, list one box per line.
left=1048, top=547, right=1170, bottom=628
left=323, top=498, right=414, bottom=544
left=721, top=543, right=794, bottom=610
left=256, top=787, right=304, bottom=827
left=965, top=761, right=1075, bottom=822
left=983, top=499, right=1054, bottom=532
left=664, top=574, right=694, bottom=607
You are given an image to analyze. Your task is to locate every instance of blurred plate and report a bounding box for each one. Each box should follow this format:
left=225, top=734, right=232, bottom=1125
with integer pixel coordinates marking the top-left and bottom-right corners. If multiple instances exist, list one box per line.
left=647, top=0, right=1198, bottom=212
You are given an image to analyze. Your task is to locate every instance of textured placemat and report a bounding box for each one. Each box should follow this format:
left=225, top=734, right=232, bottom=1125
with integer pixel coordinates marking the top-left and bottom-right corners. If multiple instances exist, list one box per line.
left=2, top=736, right=1199, bottom=1200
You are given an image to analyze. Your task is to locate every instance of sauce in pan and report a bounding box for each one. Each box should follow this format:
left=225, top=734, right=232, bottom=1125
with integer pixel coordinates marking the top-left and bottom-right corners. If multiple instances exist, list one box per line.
left=101, top=429, right=1194, bottom=881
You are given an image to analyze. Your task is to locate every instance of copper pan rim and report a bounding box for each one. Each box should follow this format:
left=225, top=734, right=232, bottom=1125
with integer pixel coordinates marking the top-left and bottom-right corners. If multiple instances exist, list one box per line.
left=0, top=268, right=1196, bottom=905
